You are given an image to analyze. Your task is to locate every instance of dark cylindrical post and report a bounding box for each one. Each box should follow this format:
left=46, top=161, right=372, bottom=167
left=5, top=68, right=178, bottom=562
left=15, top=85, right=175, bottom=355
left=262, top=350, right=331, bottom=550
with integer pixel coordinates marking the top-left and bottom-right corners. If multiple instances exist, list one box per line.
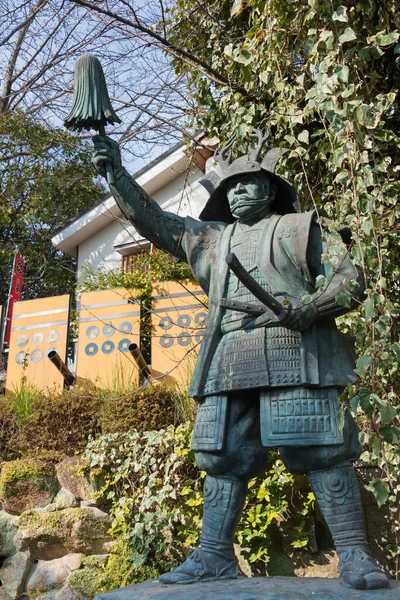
left=129, top=343, right=151, bottom=379
left=47, top=350, right=76, bottom=386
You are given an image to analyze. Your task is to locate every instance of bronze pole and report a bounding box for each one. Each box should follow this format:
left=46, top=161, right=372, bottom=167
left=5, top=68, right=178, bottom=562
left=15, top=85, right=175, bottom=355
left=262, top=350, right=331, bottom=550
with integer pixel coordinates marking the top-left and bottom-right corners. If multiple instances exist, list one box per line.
left=129, top=343, right=151, bottom=380
left=47, top=350, right=76, bottom=386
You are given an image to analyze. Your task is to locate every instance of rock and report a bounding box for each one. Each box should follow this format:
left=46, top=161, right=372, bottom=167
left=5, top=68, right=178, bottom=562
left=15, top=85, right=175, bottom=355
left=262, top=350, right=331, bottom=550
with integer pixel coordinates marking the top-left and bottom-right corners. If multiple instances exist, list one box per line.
left=0, top=459, right=59, bottom=515
left=26, top=557, right=69, bottom=593
left=82, top=506, right=108, bottom=519
left=19, top=508, right=114, bottom=560
left=0, top=510, right=19, bottom=556
left=13, top=528, right=25, bottom=553
left=0, top=551, right=31, bottom=599
left=55, top=489, right=79, bottom=510
left=63, top=553, right=82, bottom=572
left=56, top=458, right=103, bottom=505
left=0, top=589, right=12, bottom=600
left=36, top=587, right=86, bottom=600
left=25, top=553, right=82, bottom=594
left=43, top=504, right=57, bottom=512
left=93, top=576, right=400, bottom=600
left=80, top=500, right=97, bottom=508
left=32, top=593, right=60, bottom=600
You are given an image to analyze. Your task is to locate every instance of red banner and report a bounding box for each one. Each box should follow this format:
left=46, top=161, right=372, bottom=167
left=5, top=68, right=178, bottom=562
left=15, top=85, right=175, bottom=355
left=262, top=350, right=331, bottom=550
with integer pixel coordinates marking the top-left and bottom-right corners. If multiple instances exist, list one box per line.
left=4, top=252, right=25, bottom=345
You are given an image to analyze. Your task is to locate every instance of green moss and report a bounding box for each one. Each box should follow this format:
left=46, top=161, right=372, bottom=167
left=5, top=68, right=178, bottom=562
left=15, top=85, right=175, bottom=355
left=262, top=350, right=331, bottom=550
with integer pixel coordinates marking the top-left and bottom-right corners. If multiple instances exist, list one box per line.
left=1, top=458, right=55, bottom=483
left=26, top=585, right=63, bottom=600
left=19, top=508, right=77, bottom=541
left=67, top=567, right=101, bottom=599
left=82, top=554, right=108, bottom=568
left=19, top=508, right=111, bottom=552
left=0, top=458, right=55, bottom=499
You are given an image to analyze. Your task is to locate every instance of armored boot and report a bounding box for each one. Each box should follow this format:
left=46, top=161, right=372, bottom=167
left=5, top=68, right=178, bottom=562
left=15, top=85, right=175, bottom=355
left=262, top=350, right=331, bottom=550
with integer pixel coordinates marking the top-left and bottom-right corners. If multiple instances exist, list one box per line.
left=309, top=461, right=389, bottom=590
left=159, top=475, right=247, bottom=584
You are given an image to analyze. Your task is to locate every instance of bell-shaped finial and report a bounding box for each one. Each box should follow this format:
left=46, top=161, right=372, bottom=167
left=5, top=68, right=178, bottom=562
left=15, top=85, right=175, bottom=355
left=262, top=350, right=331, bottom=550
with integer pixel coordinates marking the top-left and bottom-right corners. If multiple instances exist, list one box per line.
left=64, top=54, right=121, bottom=185
left=65, top=54, right=121, bottom=132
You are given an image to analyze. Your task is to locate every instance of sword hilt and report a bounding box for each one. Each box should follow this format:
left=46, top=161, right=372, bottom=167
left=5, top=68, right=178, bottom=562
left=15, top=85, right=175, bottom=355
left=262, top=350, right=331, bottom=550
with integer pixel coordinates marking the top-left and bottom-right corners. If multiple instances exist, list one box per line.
left=225, top=252, right=288, bottom=320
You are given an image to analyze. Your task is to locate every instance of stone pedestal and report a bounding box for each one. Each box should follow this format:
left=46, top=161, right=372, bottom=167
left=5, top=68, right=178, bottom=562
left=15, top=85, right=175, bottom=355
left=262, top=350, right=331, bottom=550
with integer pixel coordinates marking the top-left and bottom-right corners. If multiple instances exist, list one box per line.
left=94, top=576, right=400, bottom=600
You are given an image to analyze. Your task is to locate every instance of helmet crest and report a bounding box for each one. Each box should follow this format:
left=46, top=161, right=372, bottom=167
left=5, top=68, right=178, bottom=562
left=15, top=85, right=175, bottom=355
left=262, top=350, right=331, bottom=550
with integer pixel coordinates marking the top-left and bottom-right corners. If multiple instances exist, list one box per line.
left=247, top=128, right=270, bottom=162
left=198, top=129, right=301, bottom=223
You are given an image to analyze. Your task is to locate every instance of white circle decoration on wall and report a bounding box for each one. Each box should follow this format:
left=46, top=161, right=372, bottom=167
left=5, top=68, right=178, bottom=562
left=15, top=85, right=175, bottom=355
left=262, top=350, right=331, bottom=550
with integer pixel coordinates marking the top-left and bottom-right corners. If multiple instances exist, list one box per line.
left=86, top=325, right=99, bottom=339
left=47, top=329, right=60, bottom=343
left=32, top=332, right=44, bottom=345
left=31, top=349, right=43, bottom=363
left=16, top=334, right=29, bottom=347
left=15, top=351, right=27, bottom=365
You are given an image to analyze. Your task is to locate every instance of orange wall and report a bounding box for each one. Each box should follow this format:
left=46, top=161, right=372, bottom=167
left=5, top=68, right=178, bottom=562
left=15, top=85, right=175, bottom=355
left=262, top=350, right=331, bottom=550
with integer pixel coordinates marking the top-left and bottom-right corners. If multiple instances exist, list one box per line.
left=151, top=281, right=207, bottom=387
left=7, top=295, right=70, bottom=393
left=77, top=288, right=141, bottom=389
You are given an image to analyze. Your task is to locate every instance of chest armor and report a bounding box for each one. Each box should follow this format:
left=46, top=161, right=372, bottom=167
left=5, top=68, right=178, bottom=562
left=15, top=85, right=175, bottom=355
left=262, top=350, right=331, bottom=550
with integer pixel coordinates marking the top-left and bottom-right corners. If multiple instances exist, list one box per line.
left=221, top=223, right=269, bottom=332
left=204, top=221, right=301, bottom=395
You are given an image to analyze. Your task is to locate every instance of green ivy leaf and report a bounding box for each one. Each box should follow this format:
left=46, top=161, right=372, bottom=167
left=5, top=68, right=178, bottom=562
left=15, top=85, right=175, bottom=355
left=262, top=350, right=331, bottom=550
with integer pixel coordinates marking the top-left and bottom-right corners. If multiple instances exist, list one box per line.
left=358, top=388, right=373, bottom=414
left=350, top=395, right=359, bottom=413
left=379, top=426, right=400, bottom=443
left=361, top=219, right=373, bottom=235
left=341, top=83, right=355, bottom=98
left=235, top=49, right=252, bottom=65
left=356, top=356, right=372, bottom=375
left=364, top=298, right=375, bottom=320
left=376, top=315, right=390, bottom=335
left=336, top=65, right=350, bottom=83
left=391, top=342, right=400, bottom=359
left=370, top=45, right=385, bottom=58
left=298, top=130, right=309, bottom=145
left=380, top=406, right=397, bottom=426
left=315, top=275, right=327, bottom=289
left=375, top=31, right=400, bottom=46
left=332, top=6, right=348, bottom=22
left=369, top=479, right=389, bottom=507
left=339, top=28, right=357, bottom=44
left=231, top=0, right=243, bottom=16
left=336, top=290, right=352, bottom=308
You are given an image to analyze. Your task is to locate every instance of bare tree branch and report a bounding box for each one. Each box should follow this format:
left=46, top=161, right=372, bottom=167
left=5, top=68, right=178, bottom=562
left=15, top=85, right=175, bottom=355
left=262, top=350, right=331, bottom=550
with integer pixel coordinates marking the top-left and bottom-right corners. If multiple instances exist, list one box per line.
left=68, top=0, right=253, bottom=99
left=0, top=0, right=47, bottom=112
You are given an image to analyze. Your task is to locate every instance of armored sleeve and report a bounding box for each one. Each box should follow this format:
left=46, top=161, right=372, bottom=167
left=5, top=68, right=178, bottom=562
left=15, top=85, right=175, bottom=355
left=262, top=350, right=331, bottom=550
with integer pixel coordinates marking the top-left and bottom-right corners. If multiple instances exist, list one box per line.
left=307, top=221, right=366, bottom=318
left=109, top=167, right=186, bottom=261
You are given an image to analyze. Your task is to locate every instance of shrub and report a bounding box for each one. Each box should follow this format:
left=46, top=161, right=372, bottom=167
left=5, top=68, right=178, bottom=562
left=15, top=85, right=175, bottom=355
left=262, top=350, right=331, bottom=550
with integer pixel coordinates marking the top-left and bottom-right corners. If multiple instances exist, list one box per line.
left=85, top=424, right=315, bottom=591
left=0, top=383, right=186, bottom=460
left=98, top=384, right=184, bottom=434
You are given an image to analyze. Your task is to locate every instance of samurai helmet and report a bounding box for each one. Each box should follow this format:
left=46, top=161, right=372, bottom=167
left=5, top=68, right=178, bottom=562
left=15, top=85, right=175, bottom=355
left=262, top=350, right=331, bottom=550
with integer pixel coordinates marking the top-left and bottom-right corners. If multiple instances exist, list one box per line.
left=199, top=128, right=300, bottom=223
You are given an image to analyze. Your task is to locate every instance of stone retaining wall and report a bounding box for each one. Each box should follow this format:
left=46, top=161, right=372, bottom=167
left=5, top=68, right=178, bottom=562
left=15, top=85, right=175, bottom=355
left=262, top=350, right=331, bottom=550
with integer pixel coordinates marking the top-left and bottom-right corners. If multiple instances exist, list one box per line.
left=0, top=456, right=112, bottom=599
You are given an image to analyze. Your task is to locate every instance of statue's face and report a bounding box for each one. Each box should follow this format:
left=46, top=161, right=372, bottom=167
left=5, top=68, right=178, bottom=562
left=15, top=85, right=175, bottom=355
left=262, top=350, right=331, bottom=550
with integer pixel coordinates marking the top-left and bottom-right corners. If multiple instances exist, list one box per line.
left=226, top=172, right=276, bottom=220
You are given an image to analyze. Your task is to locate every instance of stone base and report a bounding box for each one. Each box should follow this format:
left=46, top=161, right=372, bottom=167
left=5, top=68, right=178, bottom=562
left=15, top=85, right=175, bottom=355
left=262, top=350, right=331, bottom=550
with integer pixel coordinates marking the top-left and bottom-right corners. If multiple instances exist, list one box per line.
left=94, top=576, right=400, bottom=600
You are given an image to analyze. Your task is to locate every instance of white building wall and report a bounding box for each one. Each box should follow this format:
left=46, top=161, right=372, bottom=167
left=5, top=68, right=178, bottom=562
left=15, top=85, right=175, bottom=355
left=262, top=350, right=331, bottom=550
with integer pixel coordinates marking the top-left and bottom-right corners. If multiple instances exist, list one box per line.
left=77, top=219, right=126, bottom=279
left=76, top=167, right=209, bottom=283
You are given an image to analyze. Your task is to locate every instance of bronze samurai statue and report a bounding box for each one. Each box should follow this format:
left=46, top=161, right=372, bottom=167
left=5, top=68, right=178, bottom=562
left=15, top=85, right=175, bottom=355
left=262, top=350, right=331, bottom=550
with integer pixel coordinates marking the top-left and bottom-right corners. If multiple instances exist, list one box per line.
left=92, top=130, right=388, bottom=590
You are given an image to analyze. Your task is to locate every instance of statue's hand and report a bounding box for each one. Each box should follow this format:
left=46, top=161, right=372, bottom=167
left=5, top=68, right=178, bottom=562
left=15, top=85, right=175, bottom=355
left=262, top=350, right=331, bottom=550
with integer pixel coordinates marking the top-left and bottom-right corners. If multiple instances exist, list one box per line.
left=279, top=302, right=318, bottom=332
left=92, top=135, right=122, bottom=178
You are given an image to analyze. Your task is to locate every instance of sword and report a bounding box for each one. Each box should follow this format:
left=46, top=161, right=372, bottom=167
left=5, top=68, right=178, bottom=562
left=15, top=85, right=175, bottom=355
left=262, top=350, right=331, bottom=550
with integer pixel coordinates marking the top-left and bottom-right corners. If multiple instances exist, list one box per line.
left=223, top=253, right=288, bottom=320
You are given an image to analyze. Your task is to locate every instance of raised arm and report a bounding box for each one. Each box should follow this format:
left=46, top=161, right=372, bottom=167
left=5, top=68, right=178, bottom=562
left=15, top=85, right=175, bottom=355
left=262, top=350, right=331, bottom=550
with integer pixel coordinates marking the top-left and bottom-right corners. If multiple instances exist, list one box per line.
left=92, top=136, right=186, bottom=261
